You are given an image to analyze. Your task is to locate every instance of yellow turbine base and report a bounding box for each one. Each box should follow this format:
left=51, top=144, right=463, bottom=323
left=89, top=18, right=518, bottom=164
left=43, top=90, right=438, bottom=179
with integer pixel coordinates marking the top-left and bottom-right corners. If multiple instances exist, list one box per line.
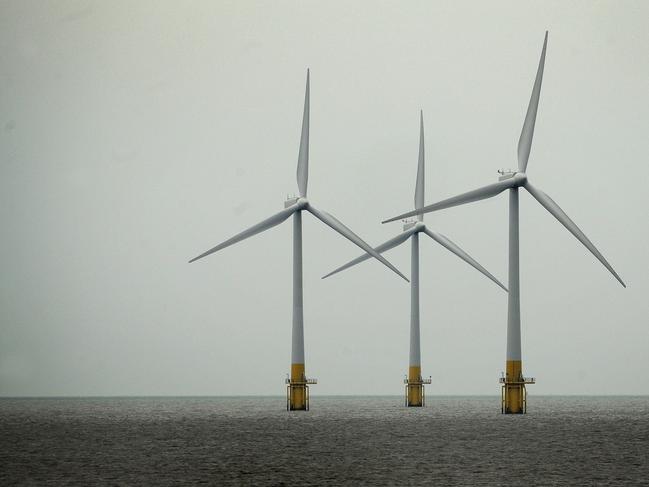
left=406, top=366, right=424, bottom=407
left=288, top=363, right=308, bottom=411
left=503, top=360, right=526, bottom=414
left=291, top=363, right=305, bottom=381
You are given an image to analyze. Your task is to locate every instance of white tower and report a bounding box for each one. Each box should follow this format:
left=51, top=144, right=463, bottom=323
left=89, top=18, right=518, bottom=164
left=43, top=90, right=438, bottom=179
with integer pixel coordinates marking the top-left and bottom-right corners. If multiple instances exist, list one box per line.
left=190, top=71, right=408, bottom=410
left=383, top=33, right=626, bottom=413
left=325, top=112, right=507, bottom=406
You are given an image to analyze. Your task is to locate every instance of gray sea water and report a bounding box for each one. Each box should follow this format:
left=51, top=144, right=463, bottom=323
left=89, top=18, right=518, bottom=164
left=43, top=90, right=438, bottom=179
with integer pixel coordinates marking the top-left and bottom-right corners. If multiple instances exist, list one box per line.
left=1, top=396, right=648, bottom=485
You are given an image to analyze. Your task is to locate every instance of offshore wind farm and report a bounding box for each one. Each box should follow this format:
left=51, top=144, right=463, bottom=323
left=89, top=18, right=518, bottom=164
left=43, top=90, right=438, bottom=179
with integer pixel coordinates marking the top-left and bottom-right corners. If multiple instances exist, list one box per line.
left=384, top=32, right=626, bottom=413
left=1, top=2, right=647, bottom=485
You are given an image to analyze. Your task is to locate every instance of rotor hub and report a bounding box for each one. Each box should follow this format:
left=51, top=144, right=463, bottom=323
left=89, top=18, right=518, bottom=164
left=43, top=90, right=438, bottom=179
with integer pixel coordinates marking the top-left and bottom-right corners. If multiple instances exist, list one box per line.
left=497, top=170, right=527, bottom=187
left=284, top=196, right=308, bottom=209
left=403, top=220, right=425, bottom=232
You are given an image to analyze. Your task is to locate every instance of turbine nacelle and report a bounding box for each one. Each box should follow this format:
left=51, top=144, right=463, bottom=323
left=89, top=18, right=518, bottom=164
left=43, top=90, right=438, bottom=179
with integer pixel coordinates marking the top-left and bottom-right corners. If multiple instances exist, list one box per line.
left=497, top=170, right=528, bottom=186
left=402, top=220, right=425, bottom=233
left=285, top=196, right=309, bottom=210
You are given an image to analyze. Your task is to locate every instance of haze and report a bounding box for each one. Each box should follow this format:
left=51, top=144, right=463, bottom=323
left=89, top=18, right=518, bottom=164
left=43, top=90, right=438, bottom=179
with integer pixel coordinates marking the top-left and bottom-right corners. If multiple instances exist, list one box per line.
left=1, top=1, right=647, bottom=396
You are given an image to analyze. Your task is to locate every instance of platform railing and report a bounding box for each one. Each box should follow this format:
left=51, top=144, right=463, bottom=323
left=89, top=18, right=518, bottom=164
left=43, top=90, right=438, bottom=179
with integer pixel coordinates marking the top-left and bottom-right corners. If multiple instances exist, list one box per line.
left=499, top=375, right=535, bottom=385
left=403, top=376, right=432, bottom=385
left=285, top=377, right=318, bottom=385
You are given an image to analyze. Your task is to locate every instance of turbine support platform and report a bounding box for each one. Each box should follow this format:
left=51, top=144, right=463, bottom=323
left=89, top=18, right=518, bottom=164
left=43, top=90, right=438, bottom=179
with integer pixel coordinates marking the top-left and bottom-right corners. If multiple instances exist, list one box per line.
left=499, top=361, right=535, bottom=414
left=404, top=367, right=432, bottom=407
left=285, top=364, right=317, bottom=411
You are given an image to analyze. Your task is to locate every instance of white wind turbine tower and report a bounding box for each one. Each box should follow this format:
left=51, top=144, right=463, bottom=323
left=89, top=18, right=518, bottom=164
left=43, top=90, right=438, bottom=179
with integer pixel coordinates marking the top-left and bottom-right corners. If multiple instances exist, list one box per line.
left=324, top=111, right=508, bottom=407
left=384, top=32, right=626, bottom=413
left=189, top=70, right=408, bottom=411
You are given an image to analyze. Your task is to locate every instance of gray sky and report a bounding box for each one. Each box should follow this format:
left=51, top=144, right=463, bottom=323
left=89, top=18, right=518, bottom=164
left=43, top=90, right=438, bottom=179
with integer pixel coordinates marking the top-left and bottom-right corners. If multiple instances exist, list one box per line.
left=1, top=1, right=647, bottom=396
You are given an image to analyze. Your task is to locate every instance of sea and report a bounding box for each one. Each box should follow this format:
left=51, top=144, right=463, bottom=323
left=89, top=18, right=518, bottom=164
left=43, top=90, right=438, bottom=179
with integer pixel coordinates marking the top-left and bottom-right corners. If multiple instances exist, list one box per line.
left=1, top=396, right=648, bottom=485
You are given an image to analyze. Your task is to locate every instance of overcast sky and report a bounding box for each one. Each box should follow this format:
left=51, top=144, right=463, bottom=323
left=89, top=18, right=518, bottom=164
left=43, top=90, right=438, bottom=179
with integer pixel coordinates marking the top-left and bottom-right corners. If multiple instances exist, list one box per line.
left=1, top=1, right=647, bottom=396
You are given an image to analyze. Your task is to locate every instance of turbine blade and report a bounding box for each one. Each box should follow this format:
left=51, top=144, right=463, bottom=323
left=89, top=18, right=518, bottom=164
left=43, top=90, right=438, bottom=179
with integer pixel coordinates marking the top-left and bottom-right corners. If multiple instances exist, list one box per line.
left=518, top=31, right=548, bottom=173
left=414, top=110, right=425, bottom=219
left=296, top=69, right=310, bottom=197
left=189, top=206, right=296, bottom=263
left=323, top=228, right=416, bottom=279
left=306, top=204, right=409, bottom=282
left=423, top=229, right=508, bottom=292
left=383, top=177, right=518, bottom=224
left=524, top=182, right=626, bottom=287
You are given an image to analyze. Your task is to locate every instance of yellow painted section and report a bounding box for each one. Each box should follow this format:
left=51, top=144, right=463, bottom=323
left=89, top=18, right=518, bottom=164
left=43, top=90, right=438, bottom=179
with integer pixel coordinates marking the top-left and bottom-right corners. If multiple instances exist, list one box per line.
left=407, top=366, right=423, bottom=407
left=504, top=360, right=524, bottom=414
left=506, top=360, right=522, bottom=381
left=289, top=363, right=307, bottom=410
left=408, top=366, right=421, bottom=382
left=291, top=363, right=305, bottom=381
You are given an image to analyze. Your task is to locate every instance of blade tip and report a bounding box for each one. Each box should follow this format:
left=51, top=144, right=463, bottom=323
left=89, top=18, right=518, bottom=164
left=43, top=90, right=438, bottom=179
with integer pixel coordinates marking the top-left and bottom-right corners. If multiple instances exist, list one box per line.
left=382, top=216, right=400, bottom=224
left=392, top=267, right=409, bottom=282
left=610, top=269, right=625, bottom=288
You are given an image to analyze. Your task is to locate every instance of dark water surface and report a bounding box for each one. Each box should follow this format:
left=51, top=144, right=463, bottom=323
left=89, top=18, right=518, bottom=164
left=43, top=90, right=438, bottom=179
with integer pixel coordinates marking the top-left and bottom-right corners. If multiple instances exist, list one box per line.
left=1, top=396, right=648, bottom=485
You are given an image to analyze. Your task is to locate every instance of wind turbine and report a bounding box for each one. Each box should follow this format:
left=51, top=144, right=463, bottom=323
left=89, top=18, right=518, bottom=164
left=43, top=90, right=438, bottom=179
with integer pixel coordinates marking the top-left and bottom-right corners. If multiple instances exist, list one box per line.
left=383, top=32, right=626, bottom=413
left=189, top=70, right=408, bottom=411
left=324, top=111, right=508, bottom=407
